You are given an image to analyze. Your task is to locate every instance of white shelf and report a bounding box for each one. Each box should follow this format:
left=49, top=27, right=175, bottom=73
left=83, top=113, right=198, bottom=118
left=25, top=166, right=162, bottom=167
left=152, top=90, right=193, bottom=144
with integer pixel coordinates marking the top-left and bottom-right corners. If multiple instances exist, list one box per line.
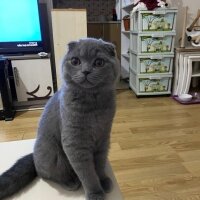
left=122, top=53, right=130, bottom=59
left=122, top=30, right=130, bottom=34
left=121, top=0, right=135, bottom=78
left=192, top=73, right=200, bottom=77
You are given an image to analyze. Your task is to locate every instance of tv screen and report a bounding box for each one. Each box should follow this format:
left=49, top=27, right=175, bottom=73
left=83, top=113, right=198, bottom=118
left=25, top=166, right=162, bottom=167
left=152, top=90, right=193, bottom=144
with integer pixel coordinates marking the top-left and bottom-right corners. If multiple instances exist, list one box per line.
left=0, top=0, right=43, bottom=55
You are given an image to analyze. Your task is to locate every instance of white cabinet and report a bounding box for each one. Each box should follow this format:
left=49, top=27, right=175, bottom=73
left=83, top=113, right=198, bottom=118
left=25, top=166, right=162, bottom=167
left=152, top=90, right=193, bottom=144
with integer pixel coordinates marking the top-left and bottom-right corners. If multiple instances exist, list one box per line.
left=12, top=58, right=53, bottom=102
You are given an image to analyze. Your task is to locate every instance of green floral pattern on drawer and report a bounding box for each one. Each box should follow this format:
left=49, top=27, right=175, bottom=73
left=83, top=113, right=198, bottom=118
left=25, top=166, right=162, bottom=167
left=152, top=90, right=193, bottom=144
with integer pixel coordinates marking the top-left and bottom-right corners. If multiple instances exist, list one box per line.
left=139, top=78, right=169, bottom=92
left=142, top=13, right=175, bottom=31
left=141, top=36, right=172, bottom=53
left=140, top=58, right=171, bottom=73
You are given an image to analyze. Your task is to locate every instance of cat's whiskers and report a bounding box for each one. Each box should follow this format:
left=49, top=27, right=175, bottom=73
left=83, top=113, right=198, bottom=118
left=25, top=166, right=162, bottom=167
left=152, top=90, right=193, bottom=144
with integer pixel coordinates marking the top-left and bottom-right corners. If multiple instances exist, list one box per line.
left=87, top=73, right=105, bottom=84
left=72, top=73, right=85, bottom=84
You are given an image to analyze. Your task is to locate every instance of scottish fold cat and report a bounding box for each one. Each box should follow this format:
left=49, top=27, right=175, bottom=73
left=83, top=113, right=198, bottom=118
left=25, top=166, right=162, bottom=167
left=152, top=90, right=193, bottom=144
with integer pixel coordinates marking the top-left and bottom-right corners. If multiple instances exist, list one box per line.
left=0, top=38, right=120, bottom=200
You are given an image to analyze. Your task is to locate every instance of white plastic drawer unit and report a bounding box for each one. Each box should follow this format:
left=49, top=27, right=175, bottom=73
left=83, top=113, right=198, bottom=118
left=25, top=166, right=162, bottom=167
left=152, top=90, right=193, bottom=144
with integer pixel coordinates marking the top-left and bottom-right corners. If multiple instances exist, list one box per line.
left=131, top=8, right=177, bottom=33
left=129, top=70, right=172, bottom=95
left=130, top=32, right=175, bottom=54
left=130, top=53, right=174, bottom=74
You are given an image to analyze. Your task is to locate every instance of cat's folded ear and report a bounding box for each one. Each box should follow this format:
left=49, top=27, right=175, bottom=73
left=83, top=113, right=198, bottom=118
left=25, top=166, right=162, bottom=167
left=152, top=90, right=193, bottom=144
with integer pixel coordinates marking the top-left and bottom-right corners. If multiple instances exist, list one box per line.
left=67, top=41, right=78, bottom=51
left=101, top=40, right=116, bottom=57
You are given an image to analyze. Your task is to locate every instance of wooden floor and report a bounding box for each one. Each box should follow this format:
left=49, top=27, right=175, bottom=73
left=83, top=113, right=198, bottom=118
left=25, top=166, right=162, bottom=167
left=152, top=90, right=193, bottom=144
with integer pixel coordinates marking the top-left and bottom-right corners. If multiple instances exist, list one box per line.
left=1, top=90, right=200, bottom=200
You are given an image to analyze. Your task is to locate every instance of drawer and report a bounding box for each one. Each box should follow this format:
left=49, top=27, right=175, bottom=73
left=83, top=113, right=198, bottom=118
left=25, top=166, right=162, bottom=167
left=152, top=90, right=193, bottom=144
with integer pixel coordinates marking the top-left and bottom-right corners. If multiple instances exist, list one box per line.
left=129, top=70, right=172, bottom=95
left=130, top=32, right=175, bottom=54
left=130, top=53, right=174, bottom=74
left=131, top=8, right=177, bottom=33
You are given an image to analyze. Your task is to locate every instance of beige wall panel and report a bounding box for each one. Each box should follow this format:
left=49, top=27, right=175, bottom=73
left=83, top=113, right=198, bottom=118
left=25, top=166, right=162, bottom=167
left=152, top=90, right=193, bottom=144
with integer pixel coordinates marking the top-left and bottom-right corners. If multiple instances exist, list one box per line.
left=51, top=9, right=87, bottom=88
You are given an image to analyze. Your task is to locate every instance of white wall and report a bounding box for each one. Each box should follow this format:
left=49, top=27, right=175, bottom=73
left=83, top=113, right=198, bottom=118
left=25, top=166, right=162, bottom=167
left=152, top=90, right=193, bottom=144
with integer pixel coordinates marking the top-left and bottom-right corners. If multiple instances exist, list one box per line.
left=168, top=0, right=200, bottom=46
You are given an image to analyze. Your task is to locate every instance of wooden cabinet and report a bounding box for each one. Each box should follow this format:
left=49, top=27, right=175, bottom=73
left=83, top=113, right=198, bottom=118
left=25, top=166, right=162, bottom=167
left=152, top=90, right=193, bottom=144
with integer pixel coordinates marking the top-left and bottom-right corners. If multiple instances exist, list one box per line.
left=12, top=58, right=53, bottom=102
left=87, top=22, right=121, bottom=59
left=104, top=23, right=121, bottom=59
left=87, top=23, right=103, bottom=39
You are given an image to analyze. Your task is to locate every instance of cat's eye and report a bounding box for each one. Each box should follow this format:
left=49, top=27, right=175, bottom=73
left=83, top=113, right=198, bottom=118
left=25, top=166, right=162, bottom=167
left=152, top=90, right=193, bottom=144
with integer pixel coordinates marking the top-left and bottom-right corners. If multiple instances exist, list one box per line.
left=71, top=57, right=81, bottom=66
left=94, top=58, right=104, bottom=67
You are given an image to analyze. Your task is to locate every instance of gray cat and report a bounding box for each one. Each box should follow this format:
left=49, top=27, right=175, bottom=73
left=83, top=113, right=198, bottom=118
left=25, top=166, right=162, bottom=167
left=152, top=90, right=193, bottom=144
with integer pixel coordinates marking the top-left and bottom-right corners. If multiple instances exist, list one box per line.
left=0, top=38, right=120, bottom=200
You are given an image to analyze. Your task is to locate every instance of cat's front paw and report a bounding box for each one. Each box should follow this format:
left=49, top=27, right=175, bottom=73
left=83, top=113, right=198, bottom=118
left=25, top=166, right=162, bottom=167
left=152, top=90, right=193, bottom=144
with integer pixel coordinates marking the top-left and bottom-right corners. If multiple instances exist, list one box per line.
left=86, top=191, right=105, bottom=200
left=100, top=177, right=113, bottom=193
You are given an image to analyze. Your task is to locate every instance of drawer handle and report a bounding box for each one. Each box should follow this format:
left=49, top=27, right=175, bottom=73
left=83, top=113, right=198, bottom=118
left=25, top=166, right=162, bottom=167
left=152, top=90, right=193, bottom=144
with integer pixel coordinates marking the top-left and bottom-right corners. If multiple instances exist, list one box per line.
left=153, top=11, right=166, bottom=15
left=151, top=34, right=164, bottom=38
left=150, top=56, right=163, bottom=60
left=149, top=76, right=161, bottom=80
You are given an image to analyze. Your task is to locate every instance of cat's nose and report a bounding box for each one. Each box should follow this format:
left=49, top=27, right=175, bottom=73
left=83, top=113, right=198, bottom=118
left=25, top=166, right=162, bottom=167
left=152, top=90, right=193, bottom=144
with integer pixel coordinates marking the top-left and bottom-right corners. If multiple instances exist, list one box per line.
left=82, top=70, right=91, bottom=76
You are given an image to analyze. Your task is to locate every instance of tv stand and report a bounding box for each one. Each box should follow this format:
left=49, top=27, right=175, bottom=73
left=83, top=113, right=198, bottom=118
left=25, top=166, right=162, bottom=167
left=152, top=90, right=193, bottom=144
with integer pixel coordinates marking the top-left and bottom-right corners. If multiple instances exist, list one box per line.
left=1, top=53, right=47, bottom=60
left=0, top=54, right=54, bottom=120
left=0, top=59, right=15, bottom=121
left=10, top=54, right=54, bottom=102
left=0, top=53, right=24, bottom=57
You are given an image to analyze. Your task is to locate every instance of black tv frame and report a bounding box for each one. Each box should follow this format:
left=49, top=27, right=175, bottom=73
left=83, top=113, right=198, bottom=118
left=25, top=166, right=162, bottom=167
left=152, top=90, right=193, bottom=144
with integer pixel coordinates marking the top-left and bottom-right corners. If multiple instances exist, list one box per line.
left=0, top=0, right=45, bottom=56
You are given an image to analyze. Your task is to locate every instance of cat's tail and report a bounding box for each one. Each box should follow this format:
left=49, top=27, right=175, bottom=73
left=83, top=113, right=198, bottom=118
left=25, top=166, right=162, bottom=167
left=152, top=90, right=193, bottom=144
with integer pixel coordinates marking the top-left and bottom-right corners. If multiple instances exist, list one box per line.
left=0, top=153, right=37, bottom=200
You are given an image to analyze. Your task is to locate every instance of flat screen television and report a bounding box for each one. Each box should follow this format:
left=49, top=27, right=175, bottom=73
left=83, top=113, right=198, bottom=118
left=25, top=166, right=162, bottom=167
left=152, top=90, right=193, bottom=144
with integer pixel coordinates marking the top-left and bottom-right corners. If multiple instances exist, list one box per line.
left=0, top=0, right=43, bottom=55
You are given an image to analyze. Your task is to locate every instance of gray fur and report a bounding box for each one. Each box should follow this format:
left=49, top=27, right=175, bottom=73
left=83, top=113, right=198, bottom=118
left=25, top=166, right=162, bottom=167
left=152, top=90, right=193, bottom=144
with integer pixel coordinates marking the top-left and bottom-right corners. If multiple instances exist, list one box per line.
left=0, top=154, right=36, bottom=200
left=0, top=38, right=120, bottom=200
